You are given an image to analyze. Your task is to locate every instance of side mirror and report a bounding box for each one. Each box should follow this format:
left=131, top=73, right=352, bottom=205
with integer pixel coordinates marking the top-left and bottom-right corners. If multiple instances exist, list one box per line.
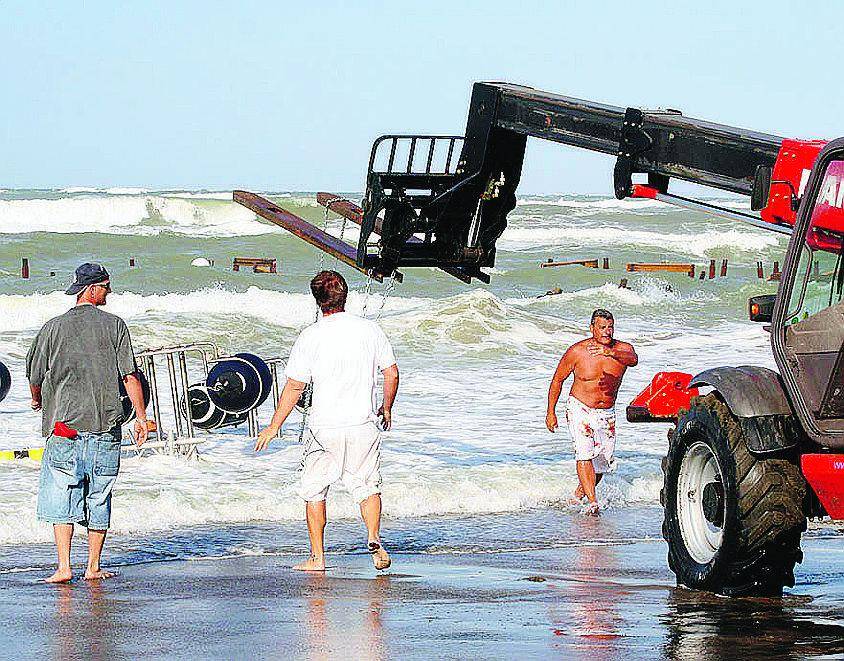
left=748, top=294, right=776, bottom=323
left=751, top=165, right=772, bottom=211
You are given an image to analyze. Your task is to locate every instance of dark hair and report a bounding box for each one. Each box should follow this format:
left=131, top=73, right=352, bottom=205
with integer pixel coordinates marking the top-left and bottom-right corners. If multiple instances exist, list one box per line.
left=591, top=308, right=614, bottom=324
left=310, top=270, right=348, bottom=313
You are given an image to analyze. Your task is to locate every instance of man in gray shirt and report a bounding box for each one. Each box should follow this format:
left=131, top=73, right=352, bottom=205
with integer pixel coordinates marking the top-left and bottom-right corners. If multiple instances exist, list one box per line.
left=27, top=263, right=148, bottom=583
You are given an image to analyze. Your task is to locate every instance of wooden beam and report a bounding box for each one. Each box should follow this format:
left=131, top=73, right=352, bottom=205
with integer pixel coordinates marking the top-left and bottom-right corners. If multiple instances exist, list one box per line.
left=540, top=258, right=599, bottom=268
left=626, top=262, right=695, bottom=277
left=233, top=190, right=384, bottom=282
left=316, top=192, right=481, bottom=284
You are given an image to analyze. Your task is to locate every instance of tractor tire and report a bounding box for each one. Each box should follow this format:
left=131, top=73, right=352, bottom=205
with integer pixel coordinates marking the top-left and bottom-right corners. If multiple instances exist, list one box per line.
left=662, top=394, right=806, bottom=597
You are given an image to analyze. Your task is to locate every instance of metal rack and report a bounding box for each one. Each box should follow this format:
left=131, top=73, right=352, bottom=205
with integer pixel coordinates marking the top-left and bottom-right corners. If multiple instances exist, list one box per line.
left=137, top=342, right=219, bottom=445
left=127, top=343, right=290, bottom=457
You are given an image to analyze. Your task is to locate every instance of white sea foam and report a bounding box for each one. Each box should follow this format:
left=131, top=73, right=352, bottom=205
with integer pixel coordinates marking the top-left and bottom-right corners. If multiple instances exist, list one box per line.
left=0, top=441, right=665, bottom=544
left=517, top=196, right=667, bottom=211
left=0, top=286, right=430, bottom=335
left=511, top=279, right=719, bottom=309
left=164, top=191, right=236, bottom=200
left=516, top=195, right=751, bottom=213
left=0, top=192, right=343, bottom=237
left=104, top=187, right=151, bottom=195
left=0, top=195, right=277, bottom=237
left=498, top=224, right=782, bottom=256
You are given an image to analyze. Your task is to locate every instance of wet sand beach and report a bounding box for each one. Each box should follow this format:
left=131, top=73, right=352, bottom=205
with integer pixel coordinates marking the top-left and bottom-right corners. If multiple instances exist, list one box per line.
left=3, top=510, right=844, bottom=660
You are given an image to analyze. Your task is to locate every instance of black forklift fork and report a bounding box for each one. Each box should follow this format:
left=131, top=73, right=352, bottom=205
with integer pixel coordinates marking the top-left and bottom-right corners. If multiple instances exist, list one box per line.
left=357, top=82, right=787, bottom=282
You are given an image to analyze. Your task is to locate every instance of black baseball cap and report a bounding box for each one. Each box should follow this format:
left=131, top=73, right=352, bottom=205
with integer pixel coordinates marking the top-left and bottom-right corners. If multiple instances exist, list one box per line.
left=65, top=263, right=110, bottom=295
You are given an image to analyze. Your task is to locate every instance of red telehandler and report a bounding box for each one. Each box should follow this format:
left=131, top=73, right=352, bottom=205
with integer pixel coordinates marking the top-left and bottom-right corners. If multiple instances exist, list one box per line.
left=235, top=82, right=844, bottom=597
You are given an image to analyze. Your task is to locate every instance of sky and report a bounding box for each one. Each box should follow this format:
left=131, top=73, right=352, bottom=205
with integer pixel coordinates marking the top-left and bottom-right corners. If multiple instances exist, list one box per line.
left=3, top=1, right=844, bottom=194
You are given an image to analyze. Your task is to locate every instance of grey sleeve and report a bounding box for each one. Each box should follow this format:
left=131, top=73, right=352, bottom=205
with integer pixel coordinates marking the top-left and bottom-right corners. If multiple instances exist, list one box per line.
left=26, top=326, right=49, bottom=387
left=116, top=320, right=138, bottom=377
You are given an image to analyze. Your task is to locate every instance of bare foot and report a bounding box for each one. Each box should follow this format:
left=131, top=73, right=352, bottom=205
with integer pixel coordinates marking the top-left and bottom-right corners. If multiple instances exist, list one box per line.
left=293, top=555, right=325, bottom=572
left=84, top=569, right=115, bottom=580
left=369, top=541, right=391, bottom=571
left=574, top=484, right=585, bottom=500
left=582, top=502, right=600, bottom=517
left=44, top=568, right=73, bottom=584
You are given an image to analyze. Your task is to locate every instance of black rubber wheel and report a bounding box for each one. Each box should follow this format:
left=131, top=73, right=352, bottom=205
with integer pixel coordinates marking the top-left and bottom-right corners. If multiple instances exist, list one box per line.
left=662, top=394, right=806, bottom=597
left=0, top=361, right=11, bottom=403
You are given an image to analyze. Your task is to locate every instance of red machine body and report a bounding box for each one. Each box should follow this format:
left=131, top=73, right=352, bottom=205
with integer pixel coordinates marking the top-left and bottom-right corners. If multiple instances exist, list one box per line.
left=626, top=372, right=699, bottom=422
left=801, top=454, right=844, bottom=519
left=760, top=139, right=826, bottom=227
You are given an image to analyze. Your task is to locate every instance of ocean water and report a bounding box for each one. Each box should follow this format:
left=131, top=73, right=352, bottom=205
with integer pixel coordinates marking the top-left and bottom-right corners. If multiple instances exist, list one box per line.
left=0, top=188, right=795, bottom=571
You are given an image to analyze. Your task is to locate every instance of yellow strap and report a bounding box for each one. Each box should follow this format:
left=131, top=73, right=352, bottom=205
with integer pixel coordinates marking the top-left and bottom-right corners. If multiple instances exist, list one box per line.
left=0, top=448, right=45, bottom=461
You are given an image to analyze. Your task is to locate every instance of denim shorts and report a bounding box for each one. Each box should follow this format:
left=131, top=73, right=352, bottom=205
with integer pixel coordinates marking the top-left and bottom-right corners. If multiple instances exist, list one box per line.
left=36, top=429, right=122, bottom=530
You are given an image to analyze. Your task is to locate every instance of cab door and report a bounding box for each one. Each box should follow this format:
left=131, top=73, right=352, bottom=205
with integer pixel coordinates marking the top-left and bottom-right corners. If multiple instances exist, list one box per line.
left=775, top=139, right=844, bottom=442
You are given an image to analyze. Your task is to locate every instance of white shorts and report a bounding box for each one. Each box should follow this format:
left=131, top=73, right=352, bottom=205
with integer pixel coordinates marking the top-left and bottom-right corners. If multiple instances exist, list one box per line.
left=565, top=395, right=617, bottom=474
left=299, top=422, right=382, bottom=503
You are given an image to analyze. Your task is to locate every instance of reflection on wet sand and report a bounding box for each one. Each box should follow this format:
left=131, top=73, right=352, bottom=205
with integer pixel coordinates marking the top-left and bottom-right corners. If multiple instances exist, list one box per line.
left=302, top=573, right=389, bottom=661
left=53, top=580, right=114, bottom=661
left=549, top=517, right=626, bottom=659
left=9, top=529, right=843, bottom=659
left=663, top=589, right=844, bottom=660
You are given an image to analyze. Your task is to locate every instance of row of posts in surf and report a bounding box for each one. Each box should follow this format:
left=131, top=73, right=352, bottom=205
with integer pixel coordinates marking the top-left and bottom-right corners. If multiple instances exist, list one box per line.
left=540, top=257, right=784, bottom=281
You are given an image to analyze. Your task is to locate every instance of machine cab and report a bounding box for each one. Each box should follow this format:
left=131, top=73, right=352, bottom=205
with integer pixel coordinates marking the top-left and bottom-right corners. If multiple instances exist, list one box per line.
left=775, top=138, right=844, bottom=444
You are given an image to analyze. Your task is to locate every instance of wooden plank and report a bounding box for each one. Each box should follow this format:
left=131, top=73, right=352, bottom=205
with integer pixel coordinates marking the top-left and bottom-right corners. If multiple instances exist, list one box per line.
left=626, top=262, right=695, bottom=277
left=233, top=190, right=383, bottom=282
left=540, top=258, right=599, bottom=268
left=316, top=192, right=479, bottom=285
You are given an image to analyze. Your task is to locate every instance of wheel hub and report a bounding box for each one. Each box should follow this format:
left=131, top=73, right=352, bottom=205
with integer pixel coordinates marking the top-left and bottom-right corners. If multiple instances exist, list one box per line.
left=702, top=480, right=724, bottom=527
left=676, top=441, right=726, bottom=564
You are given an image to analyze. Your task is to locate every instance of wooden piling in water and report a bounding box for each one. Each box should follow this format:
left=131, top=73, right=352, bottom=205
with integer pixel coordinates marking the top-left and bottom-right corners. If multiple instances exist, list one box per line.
left=233, top=257, right=277, bottom=273
left=540, top=258, right=599, bottom=269
left=626, top=262, right=695, bottom=277
left=21, top=258, right=29, bottom=279
left=602, top=257, right=610, bottom=269
left=708, top=259, right=716, bottom=279
left=720, top=259, right=728, bottom=277
left=769, top=261, right=781, bottom=281
left=757, top=261, right=764, bottom=279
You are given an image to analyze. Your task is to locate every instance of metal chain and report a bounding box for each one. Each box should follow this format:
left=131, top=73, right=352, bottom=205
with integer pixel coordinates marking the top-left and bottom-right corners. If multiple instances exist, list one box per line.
left=316, top=205, right=331, bottom=272
left=374, top=275, right=398, bottom=320
left=361, top=273, right=375, bottom=316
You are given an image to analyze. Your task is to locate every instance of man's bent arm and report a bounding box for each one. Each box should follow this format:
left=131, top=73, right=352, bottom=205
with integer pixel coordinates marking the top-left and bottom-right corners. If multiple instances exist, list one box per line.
left=257, top=378, right=307, bottom=447
left=547, top=351, right=574, bottom=416
left=608, top=342, right=638, bottom=367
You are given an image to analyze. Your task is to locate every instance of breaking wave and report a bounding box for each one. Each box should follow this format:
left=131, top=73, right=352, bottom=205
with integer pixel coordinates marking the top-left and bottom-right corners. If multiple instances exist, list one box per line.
left=498, top=224, right=782, bottom=257
left=0, top=192, right=321, bottom=237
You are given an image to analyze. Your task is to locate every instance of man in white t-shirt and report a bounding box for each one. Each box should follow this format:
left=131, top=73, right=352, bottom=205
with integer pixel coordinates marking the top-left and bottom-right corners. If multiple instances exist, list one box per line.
left=255, top=270, right=399, bottom=572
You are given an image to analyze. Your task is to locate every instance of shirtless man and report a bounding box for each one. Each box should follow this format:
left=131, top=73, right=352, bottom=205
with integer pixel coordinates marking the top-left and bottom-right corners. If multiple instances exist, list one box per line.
left=546, top=309, right=638, bottom=513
